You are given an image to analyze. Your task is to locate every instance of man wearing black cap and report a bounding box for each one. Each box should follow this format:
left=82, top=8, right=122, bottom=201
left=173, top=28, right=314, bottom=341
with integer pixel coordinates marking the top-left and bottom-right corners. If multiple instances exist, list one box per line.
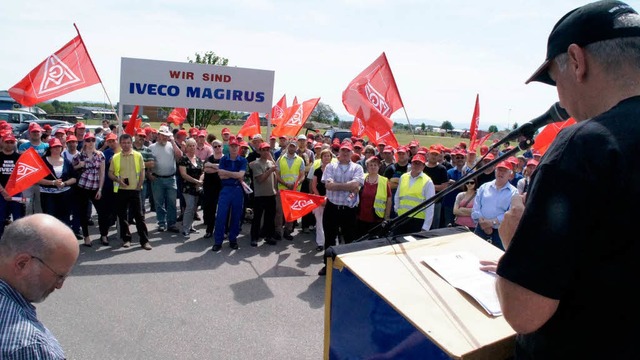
left=488, top=1, right=640, bottom=358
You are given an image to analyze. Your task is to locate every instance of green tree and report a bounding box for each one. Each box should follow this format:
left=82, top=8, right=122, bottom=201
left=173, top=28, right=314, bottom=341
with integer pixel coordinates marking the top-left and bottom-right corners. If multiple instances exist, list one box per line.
left=441, top=121, right=454, bottom=131
left=51, top=100, right=62, bottom=113
left=421, top=123, right=426, bottom=131
left=308, top=102, right=337, bottom=124
left=37, top=103, right=55, bottom=115
left=488, top=125, right=499, bottom=132
left=186, top=51, right=232, bottom=128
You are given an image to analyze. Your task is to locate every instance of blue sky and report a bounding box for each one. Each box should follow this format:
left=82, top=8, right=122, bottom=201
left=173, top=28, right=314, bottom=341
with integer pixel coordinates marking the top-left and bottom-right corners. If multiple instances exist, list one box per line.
left=1, top=0, right=590, bottom=130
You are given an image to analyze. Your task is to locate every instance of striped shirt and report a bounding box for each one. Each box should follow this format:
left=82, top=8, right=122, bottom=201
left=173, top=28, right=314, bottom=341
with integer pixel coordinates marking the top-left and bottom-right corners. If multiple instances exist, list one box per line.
left=0, top=280, right=65, bottom=359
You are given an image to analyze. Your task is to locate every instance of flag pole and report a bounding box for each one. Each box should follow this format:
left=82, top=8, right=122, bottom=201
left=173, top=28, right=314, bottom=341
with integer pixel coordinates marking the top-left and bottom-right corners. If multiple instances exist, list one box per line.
left=382, top=52, right=415, bottom=140
left=73, top=23, right=120, bottom=127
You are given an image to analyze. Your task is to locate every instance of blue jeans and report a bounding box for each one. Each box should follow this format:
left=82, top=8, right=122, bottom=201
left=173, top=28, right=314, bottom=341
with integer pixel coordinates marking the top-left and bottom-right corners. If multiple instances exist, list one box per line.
left=214, top=186, right=244, bottom=245
left=151, top=176, right=177, bottom=228
left=474, top=226, right=504, bottom=251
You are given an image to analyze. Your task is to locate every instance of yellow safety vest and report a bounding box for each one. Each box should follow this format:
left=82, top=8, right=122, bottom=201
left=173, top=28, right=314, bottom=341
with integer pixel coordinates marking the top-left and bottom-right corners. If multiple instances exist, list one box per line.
left=397, top=172, right=430, bottom=219
left=278, top=154, right=304, bottom=191
left=365, top=174, right=389, bottom=218
left=111, top=150, right=143, bottom=193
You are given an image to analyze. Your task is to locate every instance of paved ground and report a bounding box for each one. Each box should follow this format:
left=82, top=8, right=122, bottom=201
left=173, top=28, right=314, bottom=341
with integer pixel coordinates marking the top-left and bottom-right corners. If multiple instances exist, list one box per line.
left=37, top=210, right=327, bottom=360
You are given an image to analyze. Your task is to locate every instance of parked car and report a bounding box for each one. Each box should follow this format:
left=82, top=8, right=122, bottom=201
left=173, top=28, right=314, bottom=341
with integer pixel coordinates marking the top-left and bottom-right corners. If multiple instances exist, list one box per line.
left=0, top=110, right=40, bottom=124
left=12, top=119, right=72, bottom=140
left=323, top=128, right=352, bottom=143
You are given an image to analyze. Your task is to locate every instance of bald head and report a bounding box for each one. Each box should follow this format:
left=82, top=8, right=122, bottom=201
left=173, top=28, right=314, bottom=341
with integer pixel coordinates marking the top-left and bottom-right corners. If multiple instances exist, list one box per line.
left=0, top=214, right=79, bottom=303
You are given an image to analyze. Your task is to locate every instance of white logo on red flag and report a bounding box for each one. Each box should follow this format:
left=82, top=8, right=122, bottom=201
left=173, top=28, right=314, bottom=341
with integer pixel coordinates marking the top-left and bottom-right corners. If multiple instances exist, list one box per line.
left=16, top=163, right=39, bottom=182
left=38, top=54, right=82, bottom=96
left=284, top=105, right=303, bottom=126
left=273, top=106, right=284, bottom=119
left=364, top=81, right=391, bottom=116
left=291, top=199, right=315, bottom=211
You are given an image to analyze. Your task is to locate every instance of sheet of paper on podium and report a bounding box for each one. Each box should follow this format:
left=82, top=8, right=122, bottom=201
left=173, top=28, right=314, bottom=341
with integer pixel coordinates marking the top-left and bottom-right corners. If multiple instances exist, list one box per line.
left=422, top=251, right=502, bottom=316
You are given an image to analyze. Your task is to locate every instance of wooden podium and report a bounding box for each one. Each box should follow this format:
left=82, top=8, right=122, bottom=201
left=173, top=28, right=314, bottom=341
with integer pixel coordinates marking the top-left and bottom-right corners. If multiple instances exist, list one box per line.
left=323, top=229, right=516, bottom=359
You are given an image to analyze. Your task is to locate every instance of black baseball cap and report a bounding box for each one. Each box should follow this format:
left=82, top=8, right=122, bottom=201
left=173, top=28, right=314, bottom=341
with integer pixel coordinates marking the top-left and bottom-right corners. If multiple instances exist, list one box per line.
left=526, top=1, right=640, bottom=85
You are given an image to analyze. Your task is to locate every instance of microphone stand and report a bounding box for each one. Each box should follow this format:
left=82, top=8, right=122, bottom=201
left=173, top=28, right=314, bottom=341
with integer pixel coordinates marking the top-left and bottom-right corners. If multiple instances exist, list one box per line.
left=355, top=135, right=536, bottom=242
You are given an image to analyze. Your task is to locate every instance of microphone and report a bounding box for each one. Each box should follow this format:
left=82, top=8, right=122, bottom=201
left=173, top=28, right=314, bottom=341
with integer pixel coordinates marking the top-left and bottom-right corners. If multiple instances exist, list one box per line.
left=490, top=102, right=570, bottom=151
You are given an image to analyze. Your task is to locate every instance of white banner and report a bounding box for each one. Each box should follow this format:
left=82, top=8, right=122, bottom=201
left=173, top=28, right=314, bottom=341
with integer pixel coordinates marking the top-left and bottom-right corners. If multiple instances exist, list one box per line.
left=119, top=57, right=274, bottom=113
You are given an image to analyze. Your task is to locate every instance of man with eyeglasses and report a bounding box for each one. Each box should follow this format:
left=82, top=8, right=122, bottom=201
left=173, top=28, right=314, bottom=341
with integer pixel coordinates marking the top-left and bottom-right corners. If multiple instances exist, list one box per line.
left=0, top=214, right=79, bottom=359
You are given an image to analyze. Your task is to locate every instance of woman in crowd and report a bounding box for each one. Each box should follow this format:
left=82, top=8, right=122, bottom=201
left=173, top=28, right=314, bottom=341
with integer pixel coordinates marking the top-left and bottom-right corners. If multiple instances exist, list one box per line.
left=453, top=179, right=477, bottom=232
left=202, top=139, right=224, bottom=238
left=356, top=156, right=391, bottom=238
left=310, top=148, right=333, bottom=251
left=72, top=132, right=106, bottom=247
left=38, top=138, right=77, bottom=231
left=179, top=138, right=204, bottom=238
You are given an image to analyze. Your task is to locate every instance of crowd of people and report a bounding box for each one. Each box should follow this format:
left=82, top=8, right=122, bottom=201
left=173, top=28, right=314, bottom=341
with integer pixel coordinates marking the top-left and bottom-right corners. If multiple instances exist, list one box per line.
left=0, top=115, right=543, bottom=275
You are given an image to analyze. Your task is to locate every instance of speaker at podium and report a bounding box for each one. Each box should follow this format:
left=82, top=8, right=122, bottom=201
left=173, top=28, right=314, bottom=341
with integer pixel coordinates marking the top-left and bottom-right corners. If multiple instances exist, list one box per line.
left=323, top=227, right=516, bottom=359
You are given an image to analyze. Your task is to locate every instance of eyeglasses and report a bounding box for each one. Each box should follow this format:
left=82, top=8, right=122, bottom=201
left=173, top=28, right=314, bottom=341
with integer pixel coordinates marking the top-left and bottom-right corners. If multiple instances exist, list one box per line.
left=213, top=145, right=222, bottom=148
left=31, top=256, right=67, bottom=284
left=84, top=138, right=96, bottom=143
left=466, top=182, right=475, bottom=185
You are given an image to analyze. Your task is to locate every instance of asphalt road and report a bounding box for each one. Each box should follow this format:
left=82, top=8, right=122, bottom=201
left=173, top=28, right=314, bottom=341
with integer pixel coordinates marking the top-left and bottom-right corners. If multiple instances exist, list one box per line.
left=37, top=210, right=327, bottom=360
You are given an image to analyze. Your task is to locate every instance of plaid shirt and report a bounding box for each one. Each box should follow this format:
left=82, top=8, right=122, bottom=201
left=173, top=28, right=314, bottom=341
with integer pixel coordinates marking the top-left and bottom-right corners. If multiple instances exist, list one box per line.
left=73, top=151, right=105, bottom=190
left=322, top=161, right=365, bottom=207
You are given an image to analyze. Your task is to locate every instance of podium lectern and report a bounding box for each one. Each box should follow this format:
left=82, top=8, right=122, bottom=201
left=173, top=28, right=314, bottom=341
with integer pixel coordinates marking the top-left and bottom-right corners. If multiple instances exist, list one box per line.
left=323, top=229, right=516, bottom=359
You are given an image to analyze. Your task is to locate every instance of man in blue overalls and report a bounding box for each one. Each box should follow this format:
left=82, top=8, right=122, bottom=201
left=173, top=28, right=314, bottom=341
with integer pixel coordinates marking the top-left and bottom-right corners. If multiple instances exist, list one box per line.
left=212, top=137, right=247, bottom=252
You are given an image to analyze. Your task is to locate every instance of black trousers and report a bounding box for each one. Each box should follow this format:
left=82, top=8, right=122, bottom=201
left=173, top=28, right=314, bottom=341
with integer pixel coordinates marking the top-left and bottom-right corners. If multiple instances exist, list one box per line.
left=251, top=195, right=276, bottom=241
left=202, top=186, right=221, bottom=234
left=116, top=189, right=149, bottom=244
left=322, top=201, right=358, bottom=264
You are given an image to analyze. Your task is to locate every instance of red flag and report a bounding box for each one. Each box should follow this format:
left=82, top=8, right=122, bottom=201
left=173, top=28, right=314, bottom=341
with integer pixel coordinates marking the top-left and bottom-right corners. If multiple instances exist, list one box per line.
left=5, top=148, right=52, bottom=197
left=469, top=94, right=480, bottom=149
left=342, top=52, right=404, bottom=121
left=272, top=98, right=320, bottom=138
left=471, top=132, right=492, bottom=152
left=124, top=105, right=141, bottom=136
left=342, top=52, right=403, bottom=149
left=270, top=94, right=287, bottom=125
left=9, top=34, right=101, bottom=107
left=167, top=107, right=188, bottom=126
left=238, top=112, right=261, bottom=138
left=279, top=190, right=326, bottom=222
left=351, top=116, right=366, bottom=138
left=292, top=96, right=299, bottom=106
left=532, top=118, right=576, bottom=155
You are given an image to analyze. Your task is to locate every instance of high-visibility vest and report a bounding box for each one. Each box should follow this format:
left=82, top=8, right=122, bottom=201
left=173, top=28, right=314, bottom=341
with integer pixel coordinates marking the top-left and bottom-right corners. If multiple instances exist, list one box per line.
left=111, top=150, right=142, bottom=193
left=278, top=154, right=304, bottom=191
left=365, top=174, right=389, bottom=218
left=397, top=172, right=430, bottom=219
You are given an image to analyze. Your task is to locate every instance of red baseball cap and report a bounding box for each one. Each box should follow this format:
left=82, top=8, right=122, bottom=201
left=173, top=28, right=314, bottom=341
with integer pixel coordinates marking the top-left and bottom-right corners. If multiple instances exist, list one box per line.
left=496, top=161, right=513, bottom=170
left=55, top=128, right=66, bottom=135
left=526, top=159, right=540, bottom=167
left=382, top=145, right=394, bottom=153
left=411, top=154, right=426, bottom=164
left=43, top=124, right=52, bottom=131
left=2, top=134, right=16, bottom=142
left=105, top=133, right=117, bottom=141
left=28, top=123, right=43, bottom=133
left=48, top=138, right=63, bottom=148
left=259, top=142, right=271, bottom=150
left=84, top=132, right=95, bottom=140
left=137, top=130, right=146, bottom=137
left=198, top=130, right=207, bottom=137
left=228, top=137, right=239, bottom=146
left=66, top=135, right=78, bottom=142
left=177, top=129, right=188, bottom=137
left=340, top=142, right=353, bottom=151
left=75, top=122, right=86, bottom=129
left=221, top=127, right=231, bottom=135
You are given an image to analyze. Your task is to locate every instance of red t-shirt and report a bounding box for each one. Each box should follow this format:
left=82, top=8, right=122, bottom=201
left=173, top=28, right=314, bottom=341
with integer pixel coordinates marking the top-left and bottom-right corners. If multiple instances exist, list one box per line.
left=357, top=181, right=390, bottom=223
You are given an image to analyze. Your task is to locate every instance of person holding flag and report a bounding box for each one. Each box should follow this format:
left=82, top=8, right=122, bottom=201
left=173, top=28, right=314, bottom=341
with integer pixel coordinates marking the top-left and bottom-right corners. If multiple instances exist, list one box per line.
left=18, top=123, right=49, bottom=215
left=317, top=141, right=364, bottom=276
left=249, top=142, right=278, bottom=247
left=0, top=134, right=23, bottom=237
